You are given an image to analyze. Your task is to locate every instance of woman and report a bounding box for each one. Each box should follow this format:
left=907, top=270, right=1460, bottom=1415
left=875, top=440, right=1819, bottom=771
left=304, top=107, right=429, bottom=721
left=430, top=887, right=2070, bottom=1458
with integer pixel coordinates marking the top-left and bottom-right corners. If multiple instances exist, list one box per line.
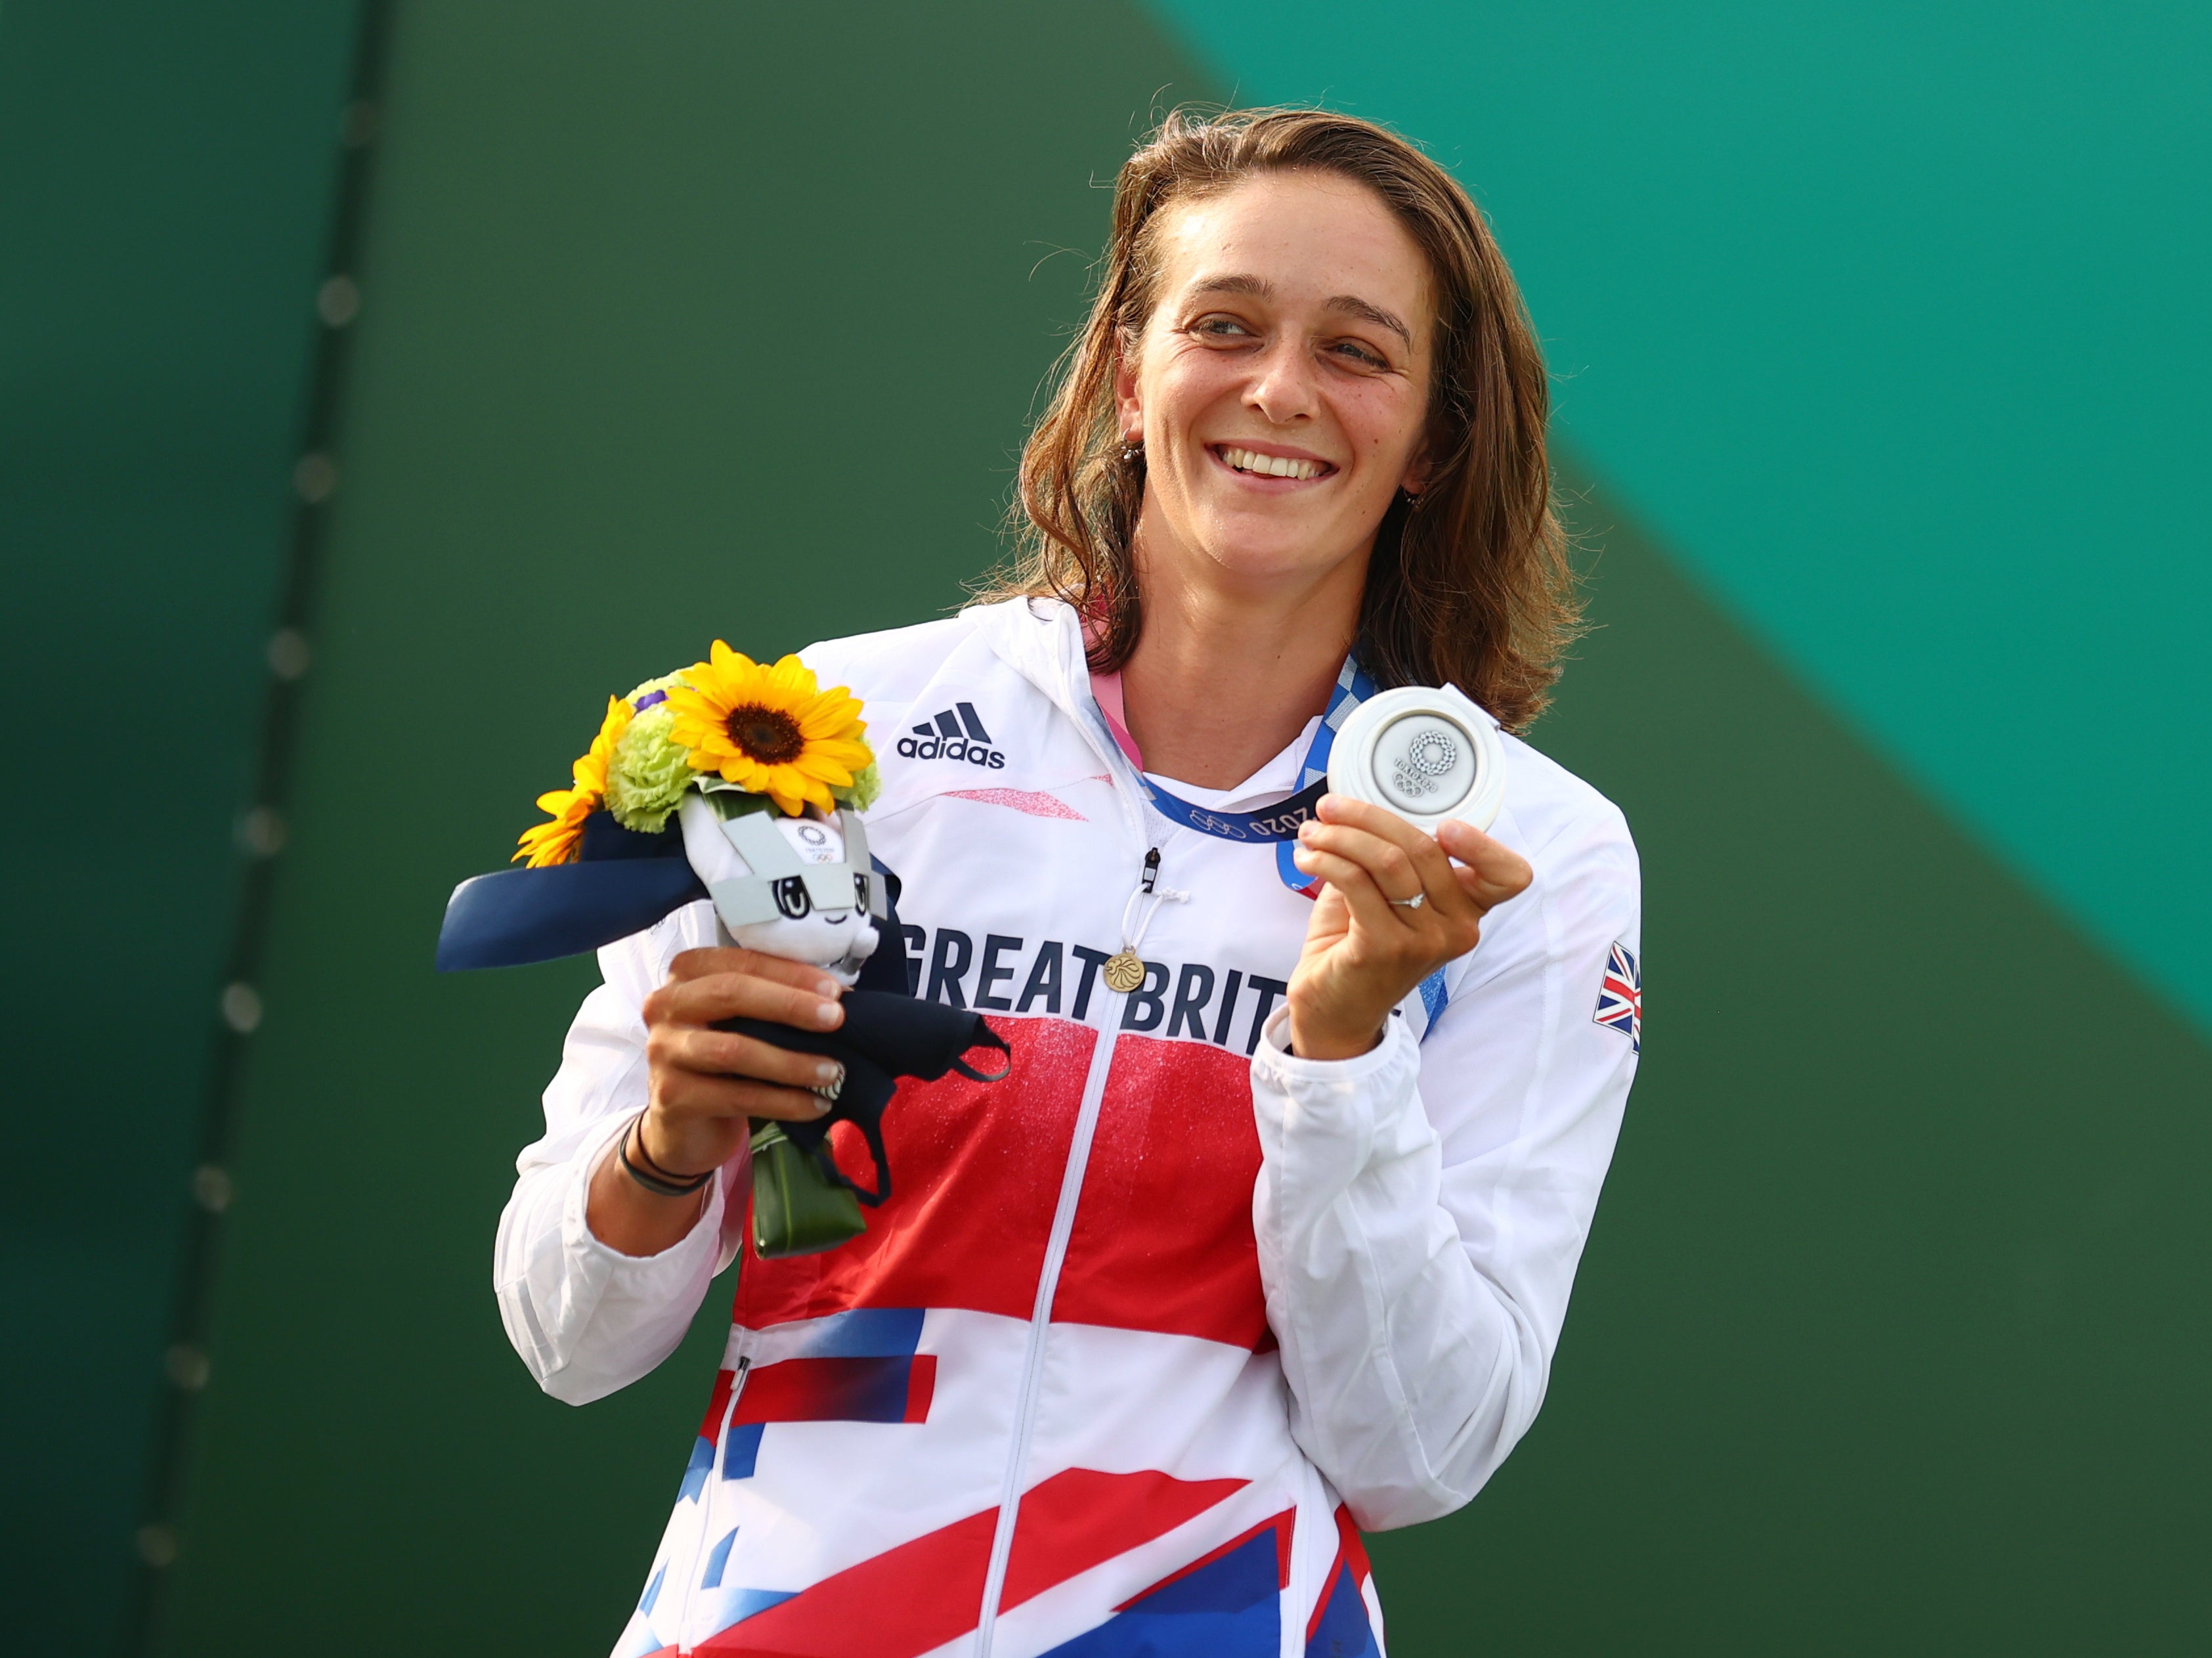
left=498, top=107, right=1639, bottom=1656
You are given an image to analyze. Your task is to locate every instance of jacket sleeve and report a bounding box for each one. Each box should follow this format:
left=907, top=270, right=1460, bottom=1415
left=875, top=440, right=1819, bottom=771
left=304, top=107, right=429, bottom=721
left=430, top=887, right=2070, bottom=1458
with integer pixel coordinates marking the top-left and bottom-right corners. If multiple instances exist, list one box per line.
left=1249, top=799, right=1640, bottom=1530
left=492, top=901, right=750, bottom=1405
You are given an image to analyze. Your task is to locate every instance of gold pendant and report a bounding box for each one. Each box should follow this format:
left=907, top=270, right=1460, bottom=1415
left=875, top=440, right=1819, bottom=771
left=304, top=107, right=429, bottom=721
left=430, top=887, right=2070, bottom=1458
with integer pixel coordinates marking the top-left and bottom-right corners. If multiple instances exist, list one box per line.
left=1102, top=948, right=1146, bottom=993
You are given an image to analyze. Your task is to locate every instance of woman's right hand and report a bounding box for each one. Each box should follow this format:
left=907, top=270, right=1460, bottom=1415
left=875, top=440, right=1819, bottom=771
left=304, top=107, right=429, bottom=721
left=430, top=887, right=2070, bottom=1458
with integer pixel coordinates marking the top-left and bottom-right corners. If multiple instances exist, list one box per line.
left=586, top=946, right=848, bottom=1256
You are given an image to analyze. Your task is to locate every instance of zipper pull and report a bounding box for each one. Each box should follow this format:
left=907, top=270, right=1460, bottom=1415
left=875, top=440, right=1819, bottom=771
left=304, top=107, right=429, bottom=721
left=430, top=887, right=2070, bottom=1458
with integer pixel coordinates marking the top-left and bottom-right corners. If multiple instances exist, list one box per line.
left=1141, top=846, right=1161, bottom=894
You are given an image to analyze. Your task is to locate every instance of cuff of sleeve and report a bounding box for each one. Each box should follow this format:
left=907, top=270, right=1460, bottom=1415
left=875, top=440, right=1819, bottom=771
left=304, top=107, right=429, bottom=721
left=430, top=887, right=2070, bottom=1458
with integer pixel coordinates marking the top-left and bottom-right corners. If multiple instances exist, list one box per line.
left=1251, top=1004, right=1418, bottom=1092
left=563, top=1112, right=727, bottom=1276
left=1249, top=1005, right=1423, bottom=1183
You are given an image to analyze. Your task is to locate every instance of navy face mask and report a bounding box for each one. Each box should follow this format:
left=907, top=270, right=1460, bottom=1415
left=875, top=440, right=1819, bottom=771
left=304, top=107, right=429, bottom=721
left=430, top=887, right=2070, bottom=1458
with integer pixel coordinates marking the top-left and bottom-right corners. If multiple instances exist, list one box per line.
left=718, top=992, right=1011, bottom=1207
left=436, top=808, right=1011, bottom=1254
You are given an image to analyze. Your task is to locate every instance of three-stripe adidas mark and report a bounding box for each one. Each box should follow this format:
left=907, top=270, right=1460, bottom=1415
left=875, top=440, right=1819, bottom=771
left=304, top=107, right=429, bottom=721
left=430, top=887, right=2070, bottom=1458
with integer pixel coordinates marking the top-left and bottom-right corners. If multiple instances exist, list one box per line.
left=894, top=701, right=1005, bottom=768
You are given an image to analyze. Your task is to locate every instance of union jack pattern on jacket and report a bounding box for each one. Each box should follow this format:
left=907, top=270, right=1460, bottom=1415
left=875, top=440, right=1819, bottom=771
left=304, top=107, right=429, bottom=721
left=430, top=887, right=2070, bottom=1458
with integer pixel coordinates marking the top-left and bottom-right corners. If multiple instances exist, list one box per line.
left=495, top=598, right=1642, bottom=1656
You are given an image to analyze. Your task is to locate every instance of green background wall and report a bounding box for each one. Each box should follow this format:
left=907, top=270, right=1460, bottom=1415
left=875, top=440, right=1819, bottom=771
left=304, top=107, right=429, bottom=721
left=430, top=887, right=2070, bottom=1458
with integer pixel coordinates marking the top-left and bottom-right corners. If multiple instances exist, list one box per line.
left=1158, top=0, right=2212, bottom=1038
left=2, top=2, right=2205, bottom=1654
left=0, top=0, right=360, bottom=1640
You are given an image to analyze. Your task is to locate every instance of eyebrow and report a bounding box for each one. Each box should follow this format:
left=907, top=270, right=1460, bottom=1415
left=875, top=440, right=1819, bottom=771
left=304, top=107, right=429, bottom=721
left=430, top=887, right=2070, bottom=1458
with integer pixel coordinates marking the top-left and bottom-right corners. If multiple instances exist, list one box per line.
left=1187, top=274, right=1413, bottom=349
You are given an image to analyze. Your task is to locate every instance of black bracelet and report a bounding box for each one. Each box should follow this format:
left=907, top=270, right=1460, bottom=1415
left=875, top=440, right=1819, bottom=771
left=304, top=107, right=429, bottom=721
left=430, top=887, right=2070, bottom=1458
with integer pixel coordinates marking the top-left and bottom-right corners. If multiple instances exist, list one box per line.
left=618, top=1115, right=714, bottom=1198
left=629, top=1114, right=711, bottom=1185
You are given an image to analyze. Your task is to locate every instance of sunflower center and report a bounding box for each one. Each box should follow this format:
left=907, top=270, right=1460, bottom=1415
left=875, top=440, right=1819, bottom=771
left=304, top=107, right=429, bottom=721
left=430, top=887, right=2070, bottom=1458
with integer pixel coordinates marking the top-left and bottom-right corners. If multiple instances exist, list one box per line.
left=725, top=703, right=805, bottom=765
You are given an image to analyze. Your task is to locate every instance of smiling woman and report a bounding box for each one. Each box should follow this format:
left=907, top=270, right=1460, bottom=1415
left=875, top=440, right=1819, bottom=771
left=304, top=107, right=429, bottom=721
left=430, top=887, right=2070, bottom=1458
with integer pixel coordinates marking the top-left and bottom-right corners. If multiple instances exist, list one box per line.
left=1001, top=107, right=1576, bottom=743
left=496, top=106, right=1640, bottom=1658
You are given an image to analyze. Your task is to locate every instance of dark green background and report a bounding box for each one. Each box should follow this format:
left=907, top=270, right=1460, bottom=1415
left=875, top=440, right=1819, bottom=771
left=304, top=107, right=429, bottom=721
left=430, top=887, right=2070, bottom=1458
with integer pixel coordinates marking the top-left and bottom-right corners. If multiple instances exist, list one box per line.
left=3, top=2, right=2205, bottom=1653
left=0, top=0, right=360, bottom=1636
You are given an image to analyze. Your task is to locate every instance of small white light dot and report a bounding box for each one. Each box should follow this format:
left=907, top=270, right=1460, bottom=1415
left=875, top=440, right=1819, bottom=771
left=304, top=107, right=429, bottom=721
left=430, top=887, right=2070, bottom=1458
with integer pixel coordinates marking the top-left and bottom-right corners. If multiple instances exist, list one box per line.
left=293, top=451, right=338, bottom=503
left=164, top=1344, right=211, bottom=1391
left=317, top=274, right=360, bottom=328
left=220, top=983, right=263, bottom=1035
left=236, top=806, right=288, bottom=858
left=192, top=1164, right=234, bottom=1213
left=267, top=628, right=311, bottom=680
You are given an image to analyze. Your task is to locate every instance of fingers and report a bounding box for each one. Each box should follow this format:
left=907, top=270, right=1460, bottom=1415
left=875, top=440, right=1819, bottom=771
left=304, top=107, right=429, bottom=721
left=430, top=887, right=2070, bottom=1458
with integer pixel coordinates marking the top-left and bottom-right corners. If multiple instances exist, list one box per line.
left=652, top=1068, right=833, bottom=1127
left=644, top=949, right=852, bottom=1134
left=1436, top=818, right=1534, bottom=907
left=1312, top=797, right=1532, bottom=915
left=647, top=1022, right=846, bottom=1096
left=668, top=945, right=847, bottom=997
left=648, top=950, right=846, bottom=1034
left=1302, top=796, right=1471, bottom=920
left=1293, top=795, right=1504, bottom=967
left=1303, top=806, right=1444, bottom=907
left=1289, top=839, right=1410, bottom=938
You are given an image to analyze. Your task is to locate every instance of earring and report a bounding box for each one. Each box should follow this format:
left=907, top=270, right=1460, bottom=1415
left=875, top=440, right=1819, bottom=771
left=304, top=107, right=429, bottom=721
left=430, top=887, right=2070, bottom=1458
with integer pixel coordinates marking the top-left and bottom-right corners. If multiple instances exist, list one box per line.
left=1120, top=437, right=1143, bottom=463
left=1402, top=487, right=1423, bottom=510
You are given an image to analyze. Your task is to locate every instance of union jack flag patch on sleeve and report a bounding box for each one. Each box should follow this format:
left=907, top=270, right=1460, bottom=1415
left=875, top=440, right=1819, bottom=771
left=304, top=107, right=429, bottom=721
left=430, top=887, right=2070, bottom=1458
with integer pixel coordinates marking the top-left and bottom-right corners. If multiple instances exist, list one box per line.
left=1594, top=941, right=1641, bottom=1054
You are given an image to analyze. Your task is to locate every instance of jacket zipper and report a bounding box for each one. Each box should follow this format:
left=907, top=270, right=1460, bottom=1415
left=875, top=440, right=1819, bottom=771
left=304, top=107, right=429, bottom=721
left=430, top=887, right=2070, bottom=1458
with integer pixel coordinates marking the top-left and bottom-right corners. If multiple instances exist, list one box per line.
left=971, top=974, right=1127, bottom=1657
left=972, top=703, right=1153, bottom=1653
left=971, top=661, right=1161, bottom=1653
left=678, top=1351, right=750, bottom=1649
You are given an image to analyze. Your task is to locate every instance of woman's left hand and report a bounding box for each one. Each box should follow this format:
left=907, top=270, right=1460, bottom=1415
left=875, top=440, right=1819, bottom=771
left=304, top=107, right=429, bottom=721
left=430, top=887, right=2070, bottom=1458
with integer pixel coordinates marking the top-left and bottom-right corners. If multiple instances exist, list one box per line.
left=1286, top=795, right=1534, bottom=1060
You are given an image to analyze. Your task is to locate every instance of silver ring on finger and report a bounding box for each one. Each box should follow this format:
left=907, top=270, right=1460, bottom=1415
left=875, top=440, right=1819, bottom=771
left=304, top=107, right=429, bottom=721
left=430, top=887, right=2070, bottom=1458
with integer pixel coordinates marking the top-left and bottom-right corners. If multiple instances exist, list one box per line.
left=1389, top=892, right=1426, bottom=909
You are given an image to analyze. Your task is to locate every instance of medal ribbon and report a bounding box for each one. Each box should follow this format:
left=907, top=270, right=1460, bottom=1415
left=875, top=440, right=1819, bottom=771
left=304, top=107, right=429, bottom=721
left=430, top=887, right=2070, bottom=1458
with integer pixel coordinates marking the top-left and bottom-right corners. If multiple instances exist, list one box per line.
left=1123, top=656, right=1378, bottom=898
left=1106, top=654, right=1450, bottom=1027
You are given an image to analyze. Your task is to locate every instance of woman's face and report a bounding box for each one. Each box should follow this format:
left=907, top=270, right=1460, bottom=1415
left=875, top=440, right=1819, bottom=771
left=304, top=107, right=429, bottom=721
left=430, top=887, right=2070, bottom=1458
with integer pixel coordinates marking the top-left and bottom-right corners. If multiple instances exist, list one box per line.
left=1118, top=171, right=1435, bottom=594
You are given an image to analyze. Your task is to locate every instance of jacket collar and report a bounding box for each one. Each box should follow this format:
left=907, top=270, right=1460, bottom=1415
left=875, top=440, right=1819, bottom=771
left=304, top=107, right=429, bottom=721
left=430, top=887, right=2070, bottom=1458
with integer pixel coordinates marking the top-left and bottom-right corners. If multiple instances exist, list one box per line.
left=966, top=597, right=1149, bottom=835
left=967, top=596, right=1330, bottom=812
left=966, top=596, right=1091, bottom=719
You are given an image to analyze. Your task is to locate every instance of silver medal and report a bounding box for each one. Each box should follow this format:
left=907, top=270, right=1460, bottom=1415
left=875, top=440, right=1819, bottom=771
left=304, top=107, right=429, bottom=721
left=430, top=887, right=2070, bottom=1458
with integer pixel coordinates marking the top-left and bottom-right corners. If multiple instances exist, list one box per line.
left=1326, top=684, right=1506, bottom=833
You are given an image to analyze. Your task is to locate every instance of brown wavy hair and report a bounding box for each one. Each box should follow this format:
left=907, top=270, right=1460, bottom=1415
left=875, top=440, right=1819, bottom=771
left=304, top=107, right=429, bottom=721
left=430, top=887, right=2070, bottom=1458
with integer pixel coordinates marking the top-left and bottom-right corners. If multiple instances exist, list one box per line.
left=987, top=106, right=1578, bottom=731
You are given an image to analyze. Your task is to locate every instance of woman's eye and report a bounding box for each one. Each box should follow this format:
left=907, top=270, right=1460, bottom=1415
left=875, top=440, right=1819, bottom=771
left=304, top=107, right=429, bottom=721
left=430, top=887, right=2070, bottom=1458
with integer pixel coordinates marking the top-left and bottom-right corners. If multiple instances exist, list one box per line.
left=1332, top=339, right=1389, bottom=370
left=1194, top=315, right=1253, bottom=339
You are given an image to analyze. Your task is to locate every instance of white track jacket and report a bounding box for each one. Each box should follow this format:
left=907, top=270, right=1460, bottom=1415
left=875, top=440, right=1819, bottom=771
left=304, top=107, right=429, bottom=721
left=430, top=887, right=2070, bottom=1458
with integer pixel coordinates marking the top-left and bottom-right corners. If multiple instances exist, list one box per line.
left=495, top=597, right=1641, bottom=1658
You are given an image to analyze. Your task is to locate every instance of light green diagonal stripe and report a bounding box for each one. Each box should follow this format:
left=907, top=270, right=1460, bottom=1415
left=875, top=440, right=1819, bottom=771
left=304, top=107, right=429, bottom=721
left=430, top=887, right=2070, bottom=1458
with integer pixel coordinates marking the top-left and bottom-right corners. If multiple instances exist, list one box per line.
left=1147, top=0, right=2212, bottom=1036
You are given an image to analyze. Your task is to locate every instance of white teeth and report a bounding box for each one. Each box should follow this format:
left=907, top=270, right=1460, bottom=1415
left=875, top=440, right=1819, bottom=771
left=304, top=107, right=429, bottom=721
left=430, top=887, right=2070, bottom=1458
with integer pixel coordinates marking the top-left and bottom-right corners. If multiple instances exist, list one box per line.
left=1222, top=446, right=1324, bottom=481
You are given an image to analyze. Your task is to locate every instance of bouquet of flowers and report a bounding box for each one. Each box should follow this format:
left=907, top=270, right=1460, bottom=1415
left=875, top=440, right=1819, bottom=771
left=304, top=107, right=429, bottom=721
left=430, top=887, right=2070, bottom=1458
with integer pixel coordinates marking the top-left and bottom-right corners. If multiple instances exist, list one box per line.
left=438, top=644, right=1007, bottom=1257
left=511, top=641, right=883, bottom=867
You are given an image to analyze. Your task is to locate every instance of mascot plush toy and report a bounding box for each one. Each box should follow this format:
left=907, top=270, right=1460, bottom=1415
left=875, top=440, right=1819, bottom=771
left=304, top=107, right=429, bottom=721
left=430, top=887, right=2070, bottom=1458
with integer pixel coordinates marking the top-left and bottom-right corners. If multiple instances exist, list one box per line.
left=437, top=644, right=1008, bottom=1256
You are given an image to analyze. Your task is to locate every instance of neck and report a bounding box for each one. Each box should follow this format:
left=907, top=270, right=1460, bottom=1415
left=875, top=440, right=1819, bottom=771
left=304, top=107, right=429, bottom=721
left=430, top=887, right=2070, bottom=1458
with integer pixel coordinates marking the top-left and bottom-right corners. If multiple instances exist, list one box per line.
left=1117, top=510, right=1370, bottom=790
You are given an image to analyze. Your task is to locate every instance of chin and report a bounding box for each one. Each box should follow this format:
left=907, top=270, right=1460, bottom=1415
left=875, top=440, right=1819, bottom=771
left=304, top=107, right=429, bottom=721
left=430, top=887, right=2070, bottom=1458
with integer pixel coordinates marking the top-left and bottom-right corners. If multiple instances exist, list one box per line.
left=1197, top=507, right=1365, bottom=581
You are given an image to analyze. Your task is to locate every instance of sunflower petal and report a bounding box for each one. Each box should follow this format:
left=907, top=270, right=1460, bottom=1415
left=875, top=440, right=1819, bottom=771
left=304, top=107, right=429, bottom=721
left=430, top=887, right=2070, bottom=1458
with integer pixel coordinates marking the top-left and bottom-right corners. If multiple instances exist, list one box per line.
left=792, top=754, right=856, bottom=787
left=807, top=742, right=873, bottom=774
left=765, top=656, right=812, bottom=695
left=796, top=699, right=861, bottom=738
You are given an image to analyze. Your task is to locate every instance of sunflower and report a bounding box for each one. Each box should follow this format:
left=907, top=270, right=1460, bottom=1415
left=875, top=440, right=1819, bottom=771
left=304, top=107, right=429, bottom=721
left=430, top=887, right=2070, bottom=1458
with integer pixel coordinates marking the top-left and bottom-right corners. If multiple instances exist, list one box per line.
left=664, top=642, right=871, bottom=816
left=514, top=695, right=633, bottom=867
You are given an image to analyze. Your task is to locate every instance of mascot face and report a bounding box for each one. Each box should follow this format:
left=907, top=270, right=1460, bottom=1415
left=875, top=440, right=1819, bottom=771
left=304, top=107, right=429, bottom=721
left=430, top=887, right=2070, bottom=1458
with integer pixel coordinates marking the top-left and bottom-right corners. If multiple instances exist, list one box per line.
left=677, top=796, right=880, bottom=984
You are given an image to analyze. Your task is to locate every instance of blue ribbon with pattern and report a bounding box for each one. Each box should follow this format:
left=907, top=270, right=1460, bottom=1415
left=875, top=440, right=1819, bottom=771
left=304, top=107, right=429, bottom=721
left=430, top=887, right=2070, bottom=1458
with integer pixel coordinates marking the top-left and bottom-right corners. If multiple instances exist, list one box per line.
left=1127, top=657, right=1377, bottom=897
left=1119, top=657, right=1449, bottom=1028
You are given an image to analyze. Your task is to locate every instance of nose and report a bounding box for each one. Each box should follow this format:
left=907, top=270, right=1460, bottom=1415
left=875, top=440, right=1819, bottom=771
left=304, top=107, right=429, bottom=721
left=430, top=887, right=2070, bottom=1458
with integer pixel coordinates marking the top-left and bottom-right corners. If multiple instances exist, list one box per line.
left=1245, top=337, right=1318, bottom=427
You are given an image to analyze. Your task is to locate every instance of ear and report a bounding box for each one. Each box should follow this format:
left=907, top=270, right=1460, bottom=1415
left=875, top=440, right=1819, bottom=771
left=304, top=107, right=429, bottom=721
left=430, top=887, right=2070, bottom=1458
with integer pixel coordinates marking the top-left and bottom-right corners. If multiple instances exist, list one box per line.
left=1398, top=446, right=1434, bottom=498
left=1112, top=334, right=1144, bottom=446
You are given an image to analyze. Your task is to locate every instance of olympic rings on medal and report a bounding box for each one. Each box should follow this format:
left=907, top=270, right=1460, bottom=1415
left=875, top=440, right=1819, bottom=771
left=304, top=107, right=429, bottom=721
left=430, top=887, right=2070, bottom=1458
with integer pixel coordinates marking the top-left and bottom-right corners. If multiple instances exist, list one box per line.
left=1326, top=684, right=1507, bottom=834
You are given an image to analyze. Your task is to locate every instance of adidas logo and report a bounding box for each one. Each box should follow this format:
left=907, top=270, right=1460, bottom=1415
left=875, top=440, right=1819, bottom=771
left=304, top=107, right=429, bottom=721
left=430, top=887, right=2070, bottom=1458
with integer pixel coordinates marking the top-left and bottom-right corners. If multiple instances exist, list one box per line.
left=895, top=701, right=1006, bottom=768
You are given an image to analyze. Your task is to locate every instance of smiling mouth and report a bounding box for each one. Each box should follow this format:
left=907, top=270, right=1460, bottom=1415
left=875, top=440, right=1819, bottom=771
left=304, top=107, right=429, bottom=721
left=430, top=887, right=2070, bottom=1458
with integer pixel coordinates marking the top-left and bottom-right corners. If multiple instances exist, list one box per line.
left=1213, top=445, right=1334, bottom=482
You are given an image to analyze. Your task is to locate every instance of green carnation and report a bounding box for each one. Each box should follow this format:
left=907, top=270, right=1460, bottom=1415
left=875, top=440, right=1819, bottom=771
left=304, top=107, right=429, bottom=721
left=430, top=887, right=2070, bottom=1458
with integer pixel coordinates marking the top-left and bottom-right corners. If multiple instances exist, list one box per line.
left=833, top=759, right=882, bottom=814
left=605, top=675, right=699, bottom=833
